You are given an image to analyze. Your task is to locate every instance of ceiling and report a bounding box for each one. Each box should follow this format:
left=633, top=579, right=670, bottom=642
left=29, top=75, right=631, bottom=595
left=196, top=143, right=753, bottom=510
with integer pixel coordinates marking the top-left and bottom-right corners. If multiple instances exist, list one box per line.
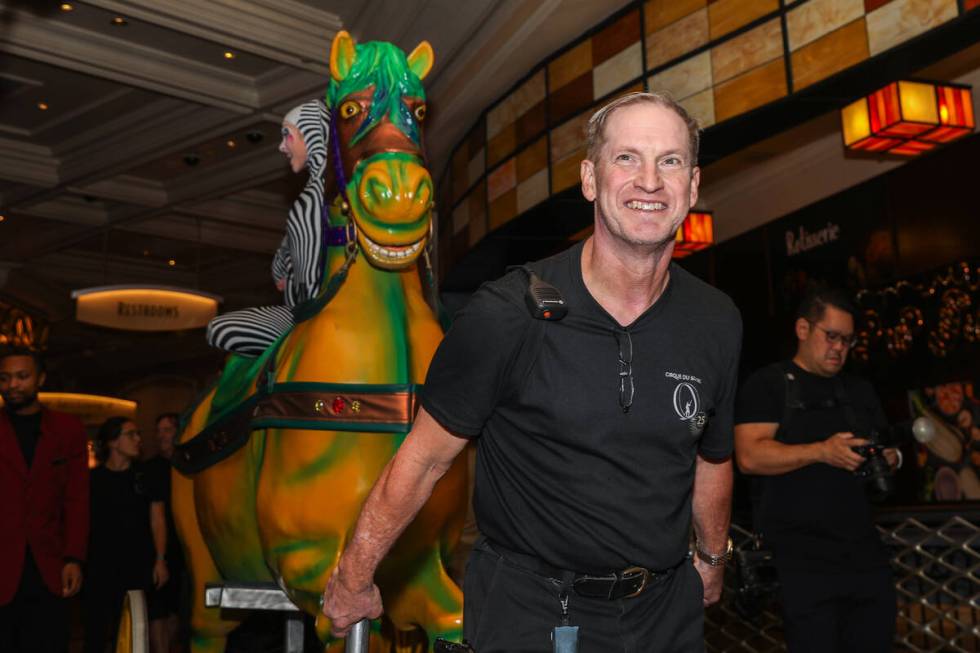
left=0, top=0, right=630, bottom=389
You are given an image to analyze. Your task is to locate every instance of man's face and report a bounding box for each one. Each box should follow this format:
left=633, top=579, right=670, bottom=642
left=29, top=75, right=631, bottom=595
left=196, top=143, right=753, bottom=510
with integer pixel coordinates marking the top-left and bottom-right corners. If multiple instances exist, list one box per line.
left=0, top=355, right=45, bottom=412
left=156, top=417, right=178, bottom=457
left=580, top=102, right=700, bottom=250
left=279, top=122, right=309, bottom=174
left=795, top=305, right=855, bottom=377
left=111, top=421, right=142, bottom=461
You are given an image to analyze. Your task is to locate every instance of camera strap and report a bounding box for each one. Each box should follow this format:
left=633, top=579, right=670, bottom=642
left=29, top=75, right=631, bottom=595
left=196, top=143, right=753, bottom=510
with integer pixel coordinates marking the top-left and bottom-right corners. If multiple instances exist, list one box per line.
left=503, top=266, right=568, bottom=397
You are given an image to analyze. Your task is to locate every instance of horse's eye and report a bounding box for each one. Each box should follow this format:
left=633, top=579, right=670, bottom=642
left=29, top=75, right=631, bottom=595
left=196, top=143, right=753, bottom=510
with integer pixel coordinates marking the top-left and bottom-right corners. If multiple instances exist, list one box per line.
left=340, top=101, right=360, bottom=119
left=414, top=104, right=427, bottom=122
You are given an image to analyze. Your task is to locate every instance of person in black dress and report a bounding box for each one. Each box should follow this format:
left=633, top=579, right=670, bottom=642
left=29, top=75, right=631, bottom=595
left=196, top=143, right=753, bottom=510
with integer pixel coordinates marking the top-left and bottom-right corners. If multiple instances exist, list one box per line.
left=83, top=417, right=168, bottom=653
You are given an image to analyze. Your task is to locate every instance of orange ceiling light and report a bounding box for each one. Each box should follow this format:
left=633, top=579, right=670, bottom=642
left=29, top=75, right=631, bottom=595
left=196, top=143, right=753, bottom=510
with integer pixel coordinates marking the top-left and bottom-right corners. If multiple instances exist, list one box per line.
left=673, top=211, right=713, bottom=259
left=841, top=80, right=975, bottom=157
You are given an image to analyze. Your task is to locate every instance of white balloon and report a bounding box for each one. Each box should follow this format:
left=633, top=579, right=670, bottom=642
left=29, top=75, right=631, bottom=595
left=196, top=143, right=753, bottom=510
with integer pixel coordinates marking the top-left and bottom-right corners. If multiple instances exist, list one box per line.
left=912, top=416, right=936, bottom=443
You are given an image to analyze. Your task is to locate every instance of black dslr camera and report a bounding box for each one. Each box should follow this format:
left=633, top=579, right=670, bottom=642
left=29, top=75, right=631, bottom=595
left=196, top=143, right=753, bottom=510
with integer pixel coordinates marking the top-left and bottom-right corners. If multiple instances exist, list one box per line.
left=852, top=430, right=896, bottom=502
left=853, top=417, right=933, bottom=501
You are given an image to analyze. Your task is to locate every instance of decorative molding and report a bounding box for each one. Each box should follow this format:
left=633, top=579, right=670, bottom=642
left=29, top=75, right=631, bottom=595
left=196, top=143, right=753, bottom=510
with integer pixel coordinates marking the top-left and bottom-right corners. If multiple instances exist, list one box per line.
left=71, top=176, right=168, bottom=208
left=84, top=0, right=339, bottom=73
left=0, top=8, right=260, bottom=111
left=0, top=137, right=59, bottom=187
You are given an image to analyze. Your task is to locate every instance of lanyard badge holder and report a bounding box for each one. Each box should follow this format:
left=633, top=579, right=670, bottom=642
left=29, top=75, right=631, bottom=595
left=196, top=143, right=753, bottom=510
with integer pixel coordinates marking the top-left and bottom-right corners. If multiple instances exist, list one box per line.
left=552, top=590, right=578, bottom=653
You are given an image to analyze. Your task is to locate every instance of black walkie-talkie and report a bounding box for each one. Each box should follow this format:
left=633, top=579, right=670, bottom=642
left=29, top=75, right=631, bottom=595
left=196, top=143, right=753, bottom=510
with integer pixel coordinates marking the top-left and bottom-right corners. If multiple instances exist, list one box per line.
left=525, top=271, right=567, bottom=321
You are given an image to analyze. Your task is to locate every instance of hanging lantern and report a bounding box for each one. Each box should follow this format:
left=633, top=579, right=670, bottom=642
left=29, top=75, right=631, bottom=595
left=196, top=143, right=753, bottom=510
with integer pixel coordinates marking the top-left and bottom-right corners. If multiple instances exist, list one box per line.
left=673, top=211, right=713, bottom=258
left=841, top=80, right=974, bottom=157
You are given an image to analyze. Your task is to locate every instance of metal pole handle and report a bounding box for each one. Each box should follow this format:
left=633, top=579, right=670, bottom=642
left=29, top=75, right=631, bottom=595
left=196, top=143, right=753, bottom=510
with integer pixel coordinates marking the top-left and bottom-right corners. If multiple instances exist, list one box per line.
left=345, top=619, right=370, bottom=653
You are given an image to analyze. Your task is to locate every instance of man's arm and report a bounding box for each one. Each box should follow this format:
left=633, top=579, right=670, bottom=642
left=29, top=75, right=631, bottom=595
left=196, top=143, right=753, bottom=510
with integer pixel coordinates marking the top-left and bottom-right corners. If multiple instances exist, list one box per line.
left=321, top=408, right=469, bottom=636
left=735, top=422, right=868, bottom=475
left=691, top=454, right=732, bottom=606
left=150, top=501, right=169, bottom=589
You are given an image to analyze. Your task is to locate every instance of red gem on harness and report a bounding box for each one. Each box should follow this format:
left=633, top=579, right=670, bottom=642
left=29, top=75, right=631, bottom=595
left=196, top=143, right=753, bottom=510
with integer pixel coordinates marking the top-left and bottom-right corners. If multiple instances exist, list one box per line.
left=332, top=397, right=347, bottom=414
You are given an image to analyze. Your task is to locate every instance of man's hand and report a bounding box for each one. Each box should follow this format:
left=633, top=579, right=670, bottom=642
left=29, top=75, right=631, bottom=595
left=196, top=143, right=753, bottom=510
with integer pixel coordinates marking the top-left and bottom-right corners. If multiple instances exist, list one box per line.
left=693, top=556, right=724, bottom=606
left=321, top=567, right=383, bottom=638
left=153, top=559, right=170, bottom=589
left=62, top=562, right=83, bottom=597
left=884, top=448, right=900, bottom=470
left=820, top=432, right=868, bottom=471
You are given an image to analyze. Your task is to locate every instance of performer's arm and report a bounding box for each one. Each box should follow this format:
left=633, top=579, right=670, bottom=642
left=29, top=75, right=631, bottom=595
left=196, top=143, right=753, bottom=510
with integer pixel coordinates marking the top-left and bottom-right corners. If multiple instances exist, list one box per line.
left=735, top=423, right=868, bottom=474
left=271, top=236, right=290, bottom=285
left=321, top=408, right=468, bottom=636
left=691, top=454, right=732, bottom=606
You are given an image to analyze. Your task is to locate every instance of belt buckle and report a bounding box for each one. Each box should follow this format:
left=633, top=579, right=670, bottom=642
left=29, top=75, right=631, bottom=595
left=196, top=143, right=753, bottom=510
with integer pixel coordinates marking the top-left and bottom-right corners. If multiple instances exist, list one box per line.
left=621, top=566, right=650, bottom=599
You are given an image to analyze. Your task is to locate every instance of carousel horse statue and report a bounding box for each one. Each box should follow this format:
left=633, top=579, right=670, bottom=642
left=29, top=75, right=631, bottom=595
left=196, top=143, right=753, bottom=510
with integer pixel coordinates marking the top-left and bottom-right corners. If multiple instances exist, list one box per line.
left=170, top=30, right=466, bottom=652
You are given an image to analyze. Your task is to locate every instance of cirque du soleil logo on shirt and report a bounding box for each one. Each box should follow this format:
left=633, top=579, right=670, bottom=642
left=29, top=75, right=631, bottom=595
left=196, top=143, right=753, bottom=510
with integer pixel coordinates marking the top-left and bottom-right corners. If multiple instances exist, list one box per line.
left=785, top=222, right=841, bottom=257
left=665, top=372, right=701, bottom=420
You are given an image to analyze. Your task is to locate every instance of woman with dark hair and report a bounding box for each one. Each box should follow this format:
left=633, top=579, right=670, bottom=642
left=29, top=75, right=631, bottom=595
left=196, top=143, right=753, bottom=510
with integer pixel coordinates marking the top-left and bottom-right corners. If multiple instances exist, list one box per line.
left=83, top=417, right=168, bottom=653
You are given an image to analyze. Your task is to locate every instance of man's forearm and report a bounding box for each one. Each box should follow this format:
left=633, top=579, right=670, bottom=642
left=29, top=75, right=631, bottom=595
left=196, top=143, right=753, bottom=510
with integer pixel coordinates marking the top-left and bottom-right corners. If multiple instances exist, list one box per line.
left=150, top=502, right=167, bottom=559
left=737, top=438, right=825, bottom=476
left=692, top=455, right=733, bottom=554
left=337, top=432, right=458, bottom=589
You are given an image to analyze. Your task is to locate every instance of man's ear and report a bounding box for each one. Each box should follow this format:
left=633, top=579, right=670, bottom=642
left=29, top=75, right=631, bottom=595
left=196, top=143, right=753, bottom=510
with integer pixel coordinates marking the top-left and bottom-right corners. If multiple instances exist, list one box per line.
left=794, top=317, right=810, bottom=342
left=689, top=166, right=700, bottom=207
left=581, top=159, right=596, bottom=202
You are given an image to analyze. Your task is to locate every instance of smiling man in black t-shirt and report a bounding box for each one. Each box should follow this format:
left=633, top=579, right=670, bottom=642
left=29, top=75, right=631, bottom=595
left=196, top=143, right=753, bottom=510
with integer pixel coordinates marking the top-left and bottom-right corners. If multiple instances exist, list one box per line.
left=735, top=288, right=898, bottom=653
left=322, top=91, right=741, bottom=652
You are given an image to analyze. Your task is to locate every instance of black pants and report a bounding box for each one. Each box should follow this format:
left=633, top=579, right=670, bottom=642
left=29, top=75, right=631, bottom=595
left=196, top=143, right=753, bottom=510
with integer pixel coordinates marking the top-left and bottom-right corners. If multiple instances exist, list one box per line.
left=779, top=565, right=896, bottom=653
left=82, top=565, right=149, bottom=653
left=463, top=540, right=704, bottom=653
left=0, top=553, right=69, bottom=653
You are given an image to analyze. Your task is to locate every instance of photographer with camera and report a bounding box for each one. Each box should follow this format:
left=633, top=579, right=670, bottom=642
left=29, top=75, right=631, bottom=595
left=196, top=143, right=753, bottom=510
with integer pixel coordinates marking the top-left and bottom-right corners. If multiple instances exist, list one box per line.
left=734, top=288, right=898, bottom=653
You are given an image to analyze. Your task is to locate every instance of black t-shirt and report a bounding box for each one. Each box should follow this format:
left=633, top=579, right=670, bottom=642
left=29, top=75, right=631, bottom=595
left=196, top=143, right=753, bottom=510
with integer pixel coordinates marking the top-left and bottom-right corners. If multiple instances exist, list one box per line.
left=144, top=456, right=184, bottom=569
left=8, top=411, right=42, bottom=469
left=88, top=463, right=164, bottom=588
left=735, top=361, right=889, bottom=571
left=422, top=241, right=742, bottom=573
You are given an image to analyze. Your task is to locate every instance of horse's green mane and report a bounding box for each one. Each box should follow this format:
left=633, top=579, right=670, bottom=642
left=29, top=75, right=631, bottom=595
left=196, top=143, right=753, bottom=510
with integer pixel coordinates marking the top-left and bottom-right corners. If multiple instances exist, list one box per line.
left=326, top=41, right=426, bottom=147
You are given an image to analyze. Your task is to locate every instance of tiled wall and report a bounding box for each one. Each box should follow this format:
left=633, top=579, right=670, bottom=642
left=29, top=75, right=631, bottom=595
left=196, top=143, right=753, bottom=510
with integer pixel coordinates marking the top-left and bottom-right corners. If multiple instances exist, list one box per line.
left=439, top=0, right=976, bottom=273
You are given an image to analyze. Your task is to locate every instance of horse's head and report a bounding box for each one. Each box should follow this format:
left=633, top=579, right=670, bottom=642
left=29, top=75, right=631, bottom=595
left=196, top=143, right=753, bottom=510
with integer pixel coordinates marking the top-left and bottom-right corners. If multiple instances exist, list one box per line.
left=327, top=31, right=434, bottom=270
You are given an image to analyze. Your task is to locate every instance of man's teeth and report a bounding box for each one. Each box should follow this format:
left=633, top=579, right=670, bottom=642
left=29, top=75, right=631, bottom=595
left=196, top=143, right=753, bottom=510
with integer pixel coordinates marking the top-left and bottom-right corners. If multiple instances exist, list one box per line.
left=626, top=200, right=666, bottom=210
left=362, top=236, right=424, bottom=260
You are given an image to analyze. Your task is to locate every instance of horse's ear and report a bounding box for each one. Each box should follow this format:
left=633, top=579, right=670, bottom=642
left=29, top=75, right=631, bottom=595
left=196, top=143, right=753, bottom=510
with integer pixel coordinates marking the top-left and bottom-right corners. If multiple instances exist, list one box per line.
left=406, top=41, right=434, bottom=81
left=330, top=30, right=357, bottom=82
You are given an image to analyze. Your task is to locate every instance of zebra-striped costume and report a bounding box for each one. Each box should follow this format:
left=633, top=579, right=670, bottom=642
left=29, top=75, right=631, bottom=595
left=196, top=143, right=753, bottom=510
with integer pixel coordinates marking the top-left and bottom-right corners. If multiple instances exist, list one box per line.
left=206, top=100, right=330, bottom=357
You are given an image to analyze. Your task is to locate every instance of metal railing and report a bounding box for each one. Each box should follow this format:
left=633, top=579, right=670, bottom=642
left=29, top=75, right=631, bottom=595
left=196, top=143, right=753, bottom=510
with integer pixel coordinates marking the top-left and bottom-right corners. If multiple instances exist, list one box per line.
left=705, top=507, right=980, bottom=652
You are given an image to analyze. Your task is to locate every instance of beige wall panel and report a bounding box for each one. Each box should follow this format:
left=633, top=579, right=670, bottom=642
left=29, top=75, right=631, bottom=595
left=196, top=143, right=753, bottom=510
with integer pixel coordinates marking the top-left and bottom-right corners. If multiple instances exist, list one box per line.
left=486, top=124, right=516, bottom=167
left=549, top=40, right=593, bottom=93
left=680, top=88, right=716, bottom=129
left=452, top=200, right=469, bottom=235
left=517, top=137, right=549, bottom=183
left=517, top=168, right=550, bottom=214
left=866, top=0, right=957, bottom=56
left=711, top=18, right=783, bottom=85
left=644, top=0, right=707, bottom=33
left=550, top=112, right=590, bottom=162
left=714, top=58, right=787, bottom=123
left=487, top=70, right=546, bottom=139
left=649, top=51, right=712, bottom=101
left=551, top=148, right=587, bottom=194
left=791, top=19, right=869, bottom=90
left=488, top=188, right=518, bottom=231
left=708, top=0, right=779, bottom=39
left=467, top=148, right=485, bottom=187
left=646, top=8, right=709, bottom=69
left=786, top=0, right=864, bottom=51
left=486, top=157, right=517, bottom=203
left=593, top=42, right=643, bottom=100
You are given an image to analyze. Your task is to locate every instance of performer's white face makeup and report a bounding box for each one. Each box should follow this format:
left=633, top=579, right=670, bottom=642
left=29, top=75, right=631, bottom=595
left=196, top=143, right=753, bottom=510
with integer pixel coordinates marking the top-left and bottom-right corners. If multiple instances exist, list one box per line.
left=279, top=122, right=309, bottom=173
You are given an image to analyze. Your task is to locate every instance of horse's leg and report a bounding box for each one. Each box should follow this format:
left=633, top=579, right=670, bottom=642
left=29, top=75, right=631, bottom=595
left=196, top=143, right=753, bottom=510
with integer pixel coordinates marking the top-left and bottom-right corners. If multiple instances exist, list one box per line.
left=173, top=390, right=239, bottom=653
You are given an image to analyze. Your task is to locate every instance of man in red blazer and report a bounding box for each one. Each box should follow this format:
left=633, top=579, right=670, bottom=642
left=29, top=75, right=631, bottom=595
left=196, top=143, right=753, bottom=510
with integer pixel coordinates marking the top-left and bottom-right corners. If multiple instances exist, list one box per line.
left=0, top=348, right=89, bottom=653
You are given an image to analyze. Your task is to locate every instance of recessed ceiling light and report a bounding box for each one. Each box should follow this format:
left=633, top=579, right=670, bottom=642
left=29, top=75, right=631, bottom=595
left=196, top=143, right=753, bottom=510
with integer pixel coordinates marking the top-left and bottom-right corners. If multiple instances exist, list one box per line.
left=111, top=16, right=127, bottom=26
left=142, top=249, right=150, bottom=256
left=60, top=3, right=74, bottom=11
left=0, top=215, right=6, bottom=223
left=226, top=139, right=237, bottom=148
left=37, top=102, right=49, bottom=111
left=168, top=259, right=176, bottom=267
left=223, top=51, right=236, bottom=60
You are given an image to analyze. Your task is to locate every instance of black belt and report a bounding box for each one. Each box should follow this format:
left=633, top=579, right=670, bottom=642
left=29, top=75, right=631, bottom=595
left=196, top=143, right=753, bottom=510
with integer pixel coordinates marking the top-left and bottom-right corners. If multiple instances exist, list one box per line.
left=483, top=540, right=685, bottom=600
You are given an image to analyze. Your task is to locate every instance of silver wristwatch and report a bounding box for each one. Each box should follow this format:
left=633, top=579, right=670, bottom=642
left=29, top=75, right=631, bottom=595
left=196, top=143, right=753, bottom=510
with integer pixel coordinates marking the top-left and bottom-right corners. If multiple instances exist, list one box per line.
left=695, top=537, right=733, bottom=567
